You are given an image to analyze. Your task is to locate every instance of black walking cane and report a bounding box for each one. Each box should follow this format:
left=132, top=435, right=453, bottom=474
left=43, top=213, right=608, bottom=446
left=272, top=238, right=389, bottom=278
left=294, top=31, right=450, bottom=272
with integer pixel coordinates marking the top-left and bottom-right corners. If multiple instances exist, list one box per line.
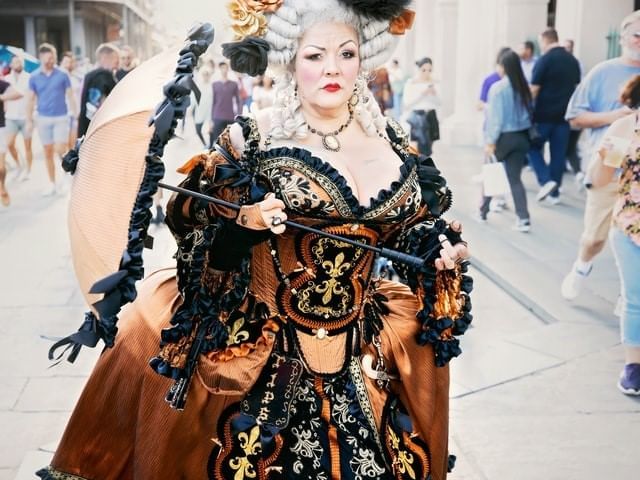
left=157, top=182, right=426, bottom=269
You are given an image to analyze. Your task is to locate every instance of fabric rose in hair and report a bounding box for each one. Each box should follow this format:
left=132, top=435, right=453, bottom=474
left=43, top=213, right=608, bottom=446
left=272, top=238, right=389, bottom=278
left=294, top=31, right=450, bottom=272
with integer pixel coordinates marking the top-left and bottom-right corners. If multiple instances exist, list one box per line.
left=238, top=0, right=283, bottom=13
left=389, top=9, right=416, bottom=35
left=228, top=0, right=268, bottom=39
left=222, top=37, right=270, bottom=76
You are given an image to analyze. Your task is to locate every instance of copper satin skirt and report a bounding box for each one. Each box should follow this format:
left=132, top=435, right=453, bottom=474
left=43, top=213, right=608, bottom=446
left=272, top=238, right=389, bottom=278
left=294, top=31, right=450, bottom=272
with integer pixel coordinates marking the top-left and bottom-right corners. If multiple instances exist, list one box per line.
left=48, top=268, right=451, bottom=480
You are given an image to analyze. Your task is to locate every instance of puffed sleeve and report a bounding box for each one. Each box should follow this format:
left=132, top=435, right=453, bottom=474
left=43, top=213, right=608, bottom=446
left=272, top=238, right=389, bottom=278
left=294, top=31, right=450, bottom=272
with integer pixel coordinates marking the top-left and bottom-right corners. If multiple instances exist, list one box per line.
left=390, top=154, right=473, bottom=367
left=150, top=116, right=272, bottom=384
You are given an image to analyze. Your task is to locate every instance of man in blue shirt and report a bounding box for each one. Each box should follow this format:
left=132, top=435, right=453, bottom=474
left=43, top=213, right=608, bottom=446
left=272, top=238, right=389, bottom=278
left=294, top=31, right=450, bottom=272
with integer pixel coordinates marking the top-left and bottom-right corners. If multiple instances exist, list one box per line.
left=561, top=10, right=640, bottom=301
left=26, top=43, right=77, bottom=196
left=528, top=28, right=581, bottom=204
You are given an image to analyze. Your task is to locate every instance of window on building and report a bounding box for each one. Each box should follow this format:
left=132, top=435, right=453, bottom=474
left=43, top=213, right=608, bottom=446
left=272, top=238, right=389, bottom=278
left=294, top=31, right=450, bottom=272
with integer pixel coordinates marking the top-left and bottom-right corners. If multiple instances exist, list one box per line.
left=0, top=17, right=25, bottom=48
left=35, top=16, right=70, bottom=53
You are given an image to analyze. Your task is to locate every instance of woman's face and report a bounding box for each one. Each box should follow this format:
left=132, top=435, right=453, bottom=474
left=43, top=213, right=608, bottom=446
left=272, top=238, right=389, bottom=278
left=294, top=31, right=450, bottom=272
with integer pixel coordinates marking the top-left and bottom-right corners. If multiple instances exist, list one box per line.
left=418, top=63, right=432, bottom=81
left=294, top=22, right=360, bottom=111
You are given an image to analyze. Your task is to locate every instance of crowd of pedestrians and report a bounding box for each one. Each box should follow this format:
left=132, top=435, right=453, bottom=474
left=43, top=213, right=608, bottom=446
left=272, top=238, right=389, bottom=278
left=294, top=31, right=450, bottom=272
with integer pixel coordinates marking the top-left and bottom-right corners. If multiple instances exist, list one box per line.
left=0, top=41, right=138, bottom=209
left=478, top=27, right=582, bottom=231
left=478, top=11, right=640, bottom=395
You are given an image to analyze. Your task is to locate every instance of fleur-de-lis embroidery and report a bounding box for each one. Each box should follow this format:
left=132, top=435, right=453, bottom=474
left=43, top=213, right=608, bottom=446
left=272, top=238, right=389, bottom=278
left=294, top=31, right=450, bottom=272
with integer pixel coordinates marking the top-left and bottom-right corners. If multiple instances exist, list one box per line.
left=315, top=252, right=351, bottom=304
left=388, top=427, right=416, bottom=479
left=227, top=317, right=250, bottom=346
left=229, top=426, right=262, bottom=480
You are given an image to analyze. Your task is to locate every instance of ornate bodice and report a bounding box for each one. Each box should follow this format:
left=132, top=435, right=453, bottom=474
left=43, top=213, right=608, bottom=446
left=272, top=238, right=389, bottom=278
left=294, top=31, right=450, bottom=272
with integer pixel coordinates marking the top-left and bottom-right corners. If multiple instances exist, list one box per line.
left=256, top=146, right=423, bottom=223
left=248, top=120, right=431, bottom=338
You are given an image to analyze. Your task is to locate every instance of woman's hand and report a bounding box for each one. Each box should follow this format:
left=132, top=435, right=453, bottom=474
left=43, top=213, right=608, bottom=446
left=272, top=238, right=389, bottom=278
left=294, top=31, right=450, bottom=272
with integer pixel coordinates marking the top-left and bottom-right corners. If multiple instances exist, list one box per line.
left=485, top=143, right=496, bottom=157
left=589, top=137, right=619, bottom=188
left=435, top=220, right=470, bottom=271
left=236, top=193, right=287, bottom=234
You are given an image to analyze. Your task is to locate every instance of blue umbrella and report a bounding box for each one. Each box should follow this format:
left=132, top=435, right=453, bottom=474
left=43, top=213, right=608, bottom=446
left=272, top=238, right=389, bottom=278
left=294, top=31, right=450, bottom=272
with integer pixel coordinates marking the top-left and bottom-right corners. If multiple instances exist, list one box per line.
left=0, top=45, right=40, bottom=75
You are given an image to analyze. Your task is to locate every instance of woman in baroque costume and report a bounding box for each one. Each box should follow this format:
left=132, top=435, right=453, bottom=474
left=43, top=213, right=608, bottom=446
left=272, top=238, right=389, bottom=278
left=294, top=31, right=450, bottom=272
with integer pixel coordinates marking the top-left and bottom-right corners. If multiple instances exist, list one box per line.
left=38, top=1, right=473, bottom=479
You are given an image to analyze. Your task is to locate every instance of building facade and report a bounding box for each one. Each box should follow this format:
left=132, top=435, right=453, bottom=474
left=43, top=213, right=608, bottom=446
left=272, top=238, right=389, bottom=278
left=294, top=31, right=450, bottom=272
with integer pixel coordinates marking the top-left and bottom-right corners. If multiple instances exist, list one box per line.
left=0, top=0, right=155, bottom=63
left=395, top=0, right=637, bottom=145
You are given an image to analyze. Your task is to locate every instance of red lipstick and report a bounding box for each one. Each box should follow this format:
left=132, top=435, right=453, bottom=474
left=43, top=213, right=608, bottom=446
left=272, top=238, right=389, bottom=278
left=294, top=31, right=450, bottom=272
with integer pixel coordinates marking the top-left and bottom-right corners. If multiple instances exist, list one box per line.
left=323, top=83, right=341, bottom=92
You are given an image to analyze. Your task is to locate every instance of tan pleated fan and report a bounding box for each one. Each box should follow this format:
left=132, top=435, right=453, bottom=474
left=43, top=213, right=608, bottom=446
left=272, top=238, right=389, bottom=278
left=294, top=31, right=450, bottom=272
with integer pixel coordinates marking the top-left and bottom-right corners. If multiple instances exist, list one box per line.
left=68, top=47, right=179, bottom=307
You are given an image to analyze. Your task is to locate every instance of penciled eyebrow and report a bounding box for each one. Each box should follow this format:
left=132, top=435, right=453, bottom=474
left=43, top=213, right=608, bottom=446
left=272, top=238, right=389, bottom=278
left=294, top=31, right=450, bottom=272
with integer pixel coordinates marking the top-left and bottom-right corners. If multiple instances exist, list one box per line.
left=303, top=40, right=357, bottom=51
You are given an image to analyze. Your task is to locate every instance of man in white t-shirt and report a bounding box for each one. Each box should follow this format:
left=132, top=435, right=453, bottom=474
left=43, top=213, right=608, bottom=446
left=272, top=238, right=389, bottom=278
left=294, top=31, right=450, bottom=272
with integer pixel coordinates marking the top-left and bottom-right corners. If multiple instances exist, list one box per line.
left=518, top=41, right=538, bottom=84
left=4, top=55, right=33, bottom=181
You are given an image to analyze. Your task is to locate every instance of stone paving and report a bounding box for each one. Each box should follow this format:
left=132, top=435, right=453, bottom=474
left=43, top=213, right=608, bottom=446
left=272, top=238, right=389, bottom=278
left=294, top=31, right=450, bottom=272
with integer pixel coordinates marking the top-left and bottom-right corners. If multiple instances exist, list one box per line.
left=1, top=129, right=638, bottom=479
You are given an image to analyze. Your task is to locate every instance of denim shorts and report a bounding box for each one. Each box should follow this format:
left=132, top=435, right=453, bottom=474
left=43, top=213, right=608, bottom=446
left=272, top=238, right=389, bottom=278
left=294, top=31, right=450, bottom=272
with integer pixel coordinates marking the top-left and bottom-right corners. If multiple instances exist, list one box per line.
left=5, top=119, right=33, bottom=139
left=37, top=115, right=69, bottom=145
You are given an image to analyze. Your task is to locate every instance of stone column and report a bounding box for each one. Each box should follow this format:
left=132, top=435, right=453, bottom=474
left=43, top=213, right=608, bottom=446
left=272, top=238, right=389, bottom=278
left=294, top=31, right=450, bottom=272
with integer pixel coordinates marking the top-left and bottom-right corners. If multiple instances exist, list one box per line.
left=433, top=0, right=458, bottom=117
left=24, top=16, right=36, bottom=55
left=73, top=16, right=86, bottom=59
left=499, top=0, right=549, bottom=48
left=442, top=0, right=549, bottom=146
left=122, top=4, right=129, bottom=45
left=440, top=0, right=487, bottom=145
left=391, top=1, right=438, bottom=95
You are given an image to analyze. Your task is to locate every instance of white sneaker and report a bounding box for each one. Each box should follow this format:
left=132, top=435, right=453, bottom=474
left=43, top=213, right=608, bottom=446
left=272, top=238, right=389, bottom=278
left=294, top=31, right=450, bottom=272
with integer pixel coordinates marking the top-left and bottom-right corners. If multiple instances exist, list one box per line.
left=42, top=184, right=57, bottom=197
left=561, top=262, right=592, bottom=300
left=536, top=180, right=557, bottom=202
left=545, top=195, right=561, bottom=206
left=513, top=218, right=531, bottom=233
left=19, top=170, right=31, bottom=182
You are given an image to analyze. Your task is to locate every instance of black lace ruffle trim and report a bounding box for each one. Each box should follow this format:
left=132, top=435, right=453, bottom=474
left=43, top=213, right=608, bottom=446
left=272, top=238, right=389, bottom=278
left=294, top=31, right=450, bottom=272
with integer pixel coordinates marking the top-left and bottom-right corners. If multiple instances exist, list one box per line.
left=413, top=154, right=453, bottom=217
left=394, top=219, right=473, bottom=367
left=47, top=24, right=214, bottom=364
left=260, top=145, right=418, bottom=218
left=149, top=222, right=252, bottom=380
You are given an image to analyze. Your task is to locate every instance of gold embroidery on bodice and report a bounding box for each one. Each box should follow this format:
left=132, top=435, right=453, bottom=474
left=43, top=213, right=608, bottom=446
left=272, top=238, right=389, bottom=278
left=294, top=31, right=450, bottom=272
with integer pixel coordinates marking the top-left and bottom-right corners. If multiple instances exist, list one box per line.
left=276, top=225, right=378, bottom=335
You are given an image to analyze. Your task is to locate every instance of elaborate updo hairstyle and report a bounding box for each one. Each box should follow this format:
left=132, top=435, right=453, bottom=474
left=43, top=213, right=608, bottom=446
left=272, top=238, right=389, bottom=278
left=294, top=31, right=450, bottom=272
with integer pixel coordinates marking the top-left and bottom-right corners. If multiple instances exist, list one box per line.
left=222, top=0, right=414, bottom=141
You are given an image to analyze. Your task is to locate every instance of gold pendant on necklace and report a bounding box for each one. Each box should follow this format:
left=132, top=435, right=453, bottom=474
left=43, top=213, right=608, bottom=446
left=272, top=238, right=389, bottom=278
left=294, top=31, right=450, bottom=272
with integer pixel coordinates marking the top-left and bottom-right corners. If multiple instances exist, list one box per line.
left=322, top=134, right=340, bottom=152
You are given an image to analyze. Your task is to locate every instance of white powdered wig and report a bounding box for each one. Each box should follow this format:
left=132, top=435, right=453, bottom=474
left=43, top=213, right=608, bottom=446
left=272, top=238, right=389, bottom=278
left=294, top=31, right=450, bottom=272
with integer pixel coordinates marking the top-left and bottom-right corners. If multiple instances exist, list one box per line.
left=270, top=70, right=306, bottom=141
left=265, top=0, right=397, bottom=141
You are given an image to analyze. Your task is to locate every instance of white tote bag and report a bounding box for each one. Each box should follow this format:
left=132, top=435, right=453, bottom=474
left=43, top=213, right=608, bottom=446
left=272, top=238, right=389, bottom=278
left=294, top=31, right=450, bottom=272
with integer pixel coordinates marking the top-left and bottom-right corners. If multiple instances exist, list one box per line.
left=482, top=155, right=510, bottom=197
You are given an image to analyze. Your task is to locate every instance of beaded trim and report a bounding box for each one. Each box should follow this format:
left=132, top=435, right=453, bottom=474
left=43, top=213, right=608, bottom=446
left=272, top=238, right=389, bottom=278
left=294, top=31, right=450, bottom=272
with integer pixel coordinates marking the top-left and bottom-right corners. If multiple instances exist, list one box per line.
left=349, top=357, right=387, bottom=466
left=36, top=467, right=88, bottom=480
left=361, top=167, right=419, bottom=220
